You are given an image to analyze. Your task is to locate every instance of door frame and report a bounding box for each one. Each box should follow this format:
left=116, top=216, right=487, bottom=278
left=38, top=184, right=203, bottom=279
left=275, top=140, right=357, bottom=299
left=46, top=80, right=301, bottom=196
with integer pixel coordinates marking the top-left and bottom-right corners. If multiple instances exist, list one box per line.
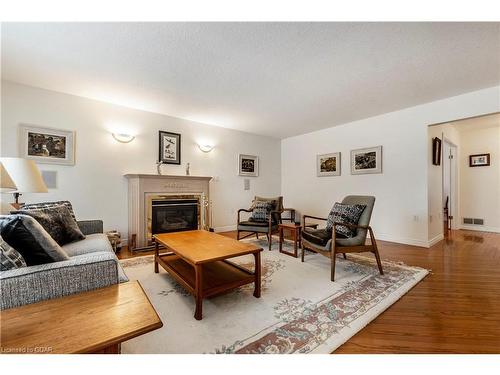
left=442, top=137, right=459, bottom=230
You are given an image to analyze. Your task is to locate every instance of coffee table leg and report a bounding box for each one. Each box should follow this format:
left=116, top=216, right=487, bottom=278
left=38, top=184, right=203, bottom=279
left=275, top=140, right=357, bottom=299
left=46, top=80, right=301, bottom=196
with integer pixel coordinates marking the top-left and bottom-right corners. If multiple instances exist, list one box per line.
left=194, top=264, right=203, bottom=320
left=154, top=241, right=159, bottom=273
left=253, top=251, right=261, bottom=298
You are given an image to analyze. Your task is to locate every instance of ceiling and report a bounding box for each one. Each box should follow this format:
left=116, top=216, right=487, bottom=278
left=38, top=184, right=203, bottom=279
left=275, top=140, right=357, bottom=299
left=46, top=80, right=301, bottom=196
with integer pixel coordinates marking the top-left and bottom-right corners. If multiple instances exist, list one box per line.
left=2, top=22, right=500, bottom=139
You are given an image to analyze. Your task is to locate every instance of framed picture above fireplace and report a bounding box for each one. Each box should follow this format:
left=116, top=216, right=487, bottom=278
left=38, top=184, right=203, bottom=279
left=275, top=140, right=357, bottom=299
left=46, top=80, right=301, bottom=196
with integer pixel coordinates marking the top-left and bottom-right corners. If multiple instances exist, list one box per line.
left=159, top=131, right=181, bottom=164
left=238, top=154, right=259, bottom=177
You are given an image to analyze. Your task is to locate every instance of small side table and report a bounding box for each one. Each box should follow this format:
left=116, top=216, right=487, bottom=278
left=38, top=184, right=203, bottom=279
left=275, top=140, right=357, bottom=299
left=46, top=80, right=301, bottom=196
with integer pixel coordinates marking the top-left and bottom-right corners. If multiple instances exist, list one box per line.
left=278, top=223, right=302, bottom=258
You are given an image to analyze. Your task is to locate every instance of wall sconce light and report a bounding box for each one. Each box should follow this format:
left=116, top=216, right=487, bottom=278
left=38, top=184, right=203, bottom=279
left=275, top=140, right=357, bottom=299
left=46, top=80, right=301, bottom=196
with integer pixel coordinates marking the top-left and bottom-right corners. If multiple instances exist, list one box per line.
left=112, top=133, right=135, bottom=143
left=197, top=144, right=215, bottom=153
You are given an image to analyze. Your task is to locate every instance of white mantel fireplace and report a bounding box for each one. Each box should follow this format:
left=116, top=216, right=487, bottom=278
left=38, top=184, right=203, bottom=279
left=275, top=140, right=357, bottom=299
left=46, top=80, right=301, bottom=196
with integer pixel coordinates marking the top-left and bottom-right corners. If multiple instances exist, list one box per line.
left=124, top=174, right=212, bottom=250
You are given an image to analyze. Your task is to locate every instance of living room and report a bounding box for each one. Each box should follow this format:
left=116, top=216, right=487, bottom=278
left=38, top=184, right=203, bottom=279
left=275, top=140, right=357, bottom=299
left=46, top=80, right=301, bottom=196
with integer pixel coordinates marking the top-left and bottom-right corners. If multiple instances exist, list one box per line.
left=1, top=1, right=500, bottom=373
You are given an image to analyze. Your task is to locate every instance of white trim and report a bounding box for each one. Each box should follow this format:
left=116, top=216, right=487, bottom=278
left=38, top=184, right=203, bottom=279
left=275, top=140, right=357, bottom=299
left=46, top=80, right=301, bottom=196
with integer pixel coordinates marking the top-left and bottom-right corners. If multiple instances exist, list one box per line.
left=428, top=233, right=445, bottom=247
left=374, top=233, right=432, bottom=248
left=460, top=225, right=500, bottom=234
left=213, top=224, right=237, bottom=232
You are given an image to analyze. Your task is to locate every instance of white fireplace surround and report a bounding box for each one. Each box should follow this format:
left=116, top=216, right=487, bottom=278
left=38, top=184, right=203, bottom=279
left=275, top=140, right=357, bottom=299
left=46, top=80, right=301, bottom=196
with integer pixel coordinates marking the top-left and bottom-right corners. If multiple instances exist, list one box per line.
left=124, top=174, right=212, bottom=250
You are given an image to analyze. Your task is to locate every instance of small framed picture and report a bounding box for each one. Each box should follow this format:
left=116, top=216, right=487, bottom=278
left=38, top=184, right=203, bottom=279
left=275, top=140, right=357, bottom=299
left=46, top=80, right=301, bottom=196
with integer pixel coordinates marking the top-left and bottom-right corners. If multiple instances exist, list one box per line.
left=159, top=131, right=181, bottom=164
left=432, top=137, right=442, bottom=166
left=351, top=146, right=383, bottom=175
left=469, top=153, right=490, bottom=167
left=19, top=124, right=75, bottom=165
left=238, top=154, right=259, bottom=177
left=317, top=152, right=341, bottom=176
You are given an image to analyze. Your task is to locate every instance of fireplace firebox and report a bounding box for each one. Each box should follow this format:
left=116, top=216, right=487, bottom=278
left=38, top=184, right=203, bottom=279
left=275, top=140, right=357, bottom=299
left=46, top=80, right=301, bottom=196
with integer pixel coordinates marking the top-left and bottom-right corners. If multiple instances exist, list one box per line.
left=151, top=198, right=199, bottom=234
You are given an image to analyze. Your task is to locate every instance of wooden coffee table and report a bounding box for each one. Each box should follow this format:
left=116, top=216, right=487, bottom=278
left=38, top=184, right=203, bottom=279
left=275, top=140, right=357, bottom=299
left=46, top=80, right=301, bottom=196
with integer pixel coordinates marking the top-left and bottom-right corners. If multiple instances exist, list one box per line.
left=0, top=281, right=162, bottom=354
left=154, top=230, right=262, bottom=320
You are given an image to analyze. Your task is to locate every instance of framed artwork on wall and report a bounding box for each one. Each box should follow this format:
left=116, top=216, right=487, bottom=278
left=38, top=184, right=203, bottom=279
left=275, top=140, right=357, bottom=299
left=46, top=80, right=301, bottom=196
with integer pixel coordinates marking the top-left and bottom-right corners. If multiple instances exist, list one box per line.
left=18, top=124, right=75, bottom=165
left=317, top=152, right=341, bottom=176
left=350, top=146, right=383, bottom=175
left=469, top=153, right=490, bottom=167
left=432, top=137, right=442, bottom=166
left=238, top=154, right=259, bottom=177
left=158, top=131, right=181, bottom=164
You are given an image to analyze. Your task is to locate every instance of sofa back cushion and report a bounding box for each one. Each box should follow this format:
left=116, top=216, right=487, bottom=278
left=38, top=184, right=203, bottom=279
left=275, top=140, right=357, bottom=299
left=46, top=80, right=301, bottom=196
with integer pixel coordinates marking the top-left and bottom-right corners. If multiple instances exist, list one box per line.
left=0, top=234, right=27, bottom=271
left=12, top=205, right=85, bottom=246
left=18, top=200, right=76, bottom=221
left=0, top=215, right=69, bottom=266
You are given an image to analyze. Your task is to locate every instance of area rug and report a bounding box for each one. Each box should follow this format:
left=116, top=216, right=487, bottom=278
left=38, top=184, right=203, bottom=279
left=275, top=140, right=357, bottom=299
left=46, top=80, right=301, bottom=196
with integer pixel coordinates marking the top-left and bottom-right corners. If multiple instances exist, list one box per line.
left=120, top=238, right=428, bottom=354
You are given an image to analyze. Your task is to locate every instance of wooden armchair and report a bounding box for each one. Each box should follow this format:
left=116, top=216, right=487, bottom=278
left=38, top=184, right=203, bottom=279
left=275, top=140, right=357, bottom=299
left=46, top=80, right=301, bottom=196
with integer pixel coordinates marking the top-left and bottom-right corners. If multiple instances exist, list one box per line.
left=301, top=195, right=383, bottom=281
left=237, top=196, right=290, bottom=251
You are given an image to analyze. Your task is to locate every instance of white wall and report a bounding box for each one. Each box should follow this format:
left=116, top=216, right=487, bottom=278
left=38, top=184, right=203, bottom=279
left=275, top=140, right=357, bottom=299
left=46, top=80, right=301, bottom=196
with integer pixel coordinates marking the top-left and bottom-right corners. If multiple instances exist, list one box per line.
left=1, top=81, right=281, bottom=237
left=282, top=86, right=500, bottom=247
left=459, top=125, right=500, bottom=232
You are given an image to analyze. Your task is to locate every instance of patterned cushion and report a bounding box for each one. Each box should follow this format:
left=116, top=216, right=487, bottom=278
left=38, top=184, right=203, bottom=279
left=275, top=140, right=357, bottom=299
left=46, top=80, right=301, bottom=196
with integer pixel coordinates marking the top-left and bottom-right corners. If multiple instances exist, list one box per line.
left=250, top=201, right=273, bottom=222
left=19, top=200, right=76, bottom=221
left=326, top=203, right=366, bottom=238
left=0, top=234, right=27, bottom=271
left=0, top=215, right=69, bottom=266
left=13, top=205, right=85, bottom=246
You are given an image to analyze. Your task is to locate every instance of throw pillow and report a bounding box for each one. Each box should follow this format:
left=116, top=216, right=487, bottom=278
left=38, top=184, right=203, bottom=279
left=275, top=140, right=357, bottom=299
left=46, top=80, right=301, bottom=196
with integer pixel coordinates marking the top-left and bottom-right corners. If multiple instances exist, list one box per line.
left=0, top=215, right=69, bottom=266
left=13, top=205, right=85, bottom=246
left=326, top=202, right=366, bottom=238
left=250, top=201, right=273, bottom=222
left=0, top=234, right=27, bottom=271
left=18, top=200, right=77, bottom=221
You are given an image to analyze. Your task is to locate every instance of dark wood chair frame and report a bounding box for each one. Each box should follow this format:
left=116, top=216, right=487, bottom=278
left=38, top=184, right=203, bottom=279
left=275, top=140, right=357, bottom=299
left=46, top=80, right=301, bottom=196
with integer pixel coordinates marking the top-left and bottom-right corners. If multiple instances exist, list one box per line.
left=237, top=208, right=291, bottom=251
left=301, top=215, right=384, bottom=281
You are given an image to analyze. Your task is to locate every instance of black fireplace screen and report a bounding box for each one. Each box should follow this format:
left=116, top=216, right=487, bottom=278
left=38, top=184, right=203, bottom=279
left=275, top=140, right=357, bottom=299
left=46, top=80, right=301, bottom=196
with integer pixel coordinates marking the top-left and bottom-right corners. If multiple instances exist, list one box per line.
left=151, top=199, right=198, bottom=234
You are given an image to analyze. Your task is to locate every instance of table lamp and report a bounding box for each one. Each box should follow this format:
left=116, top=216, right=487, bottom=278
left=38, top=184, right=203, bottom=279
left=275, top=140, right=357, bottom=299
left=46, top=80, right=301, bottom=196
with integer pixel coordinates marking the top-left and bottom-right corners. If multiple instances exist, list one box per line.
left=0, top=157, right=48, bottom=209
left=0, top=163, right=17, bottom=192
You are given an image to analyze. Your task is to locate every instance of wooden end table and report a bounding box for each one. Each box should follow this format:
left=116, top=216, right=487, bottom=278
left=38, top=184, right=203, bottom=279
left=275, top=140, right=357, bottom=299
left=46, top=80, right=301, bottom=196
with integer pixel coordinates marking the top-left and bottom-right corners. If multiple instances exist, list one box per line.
left=278, top=222, right=302, bottom=258
left=0, top=281, right=162, bottom=354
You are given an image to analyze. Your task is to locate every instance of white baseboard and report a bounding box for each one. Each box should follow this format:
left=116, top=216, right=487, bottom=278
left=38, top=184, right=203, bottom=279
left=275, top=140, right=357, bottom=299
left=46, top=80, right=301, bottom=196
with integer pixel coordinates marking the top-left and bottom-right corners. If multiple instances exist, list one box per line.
left=427, top=233, right=444, bottom=247
left=460, top=225, right=500, bottom=234
left=213, top=225, right=237, bottom=233
left=375, top=233, right=434, bottom=248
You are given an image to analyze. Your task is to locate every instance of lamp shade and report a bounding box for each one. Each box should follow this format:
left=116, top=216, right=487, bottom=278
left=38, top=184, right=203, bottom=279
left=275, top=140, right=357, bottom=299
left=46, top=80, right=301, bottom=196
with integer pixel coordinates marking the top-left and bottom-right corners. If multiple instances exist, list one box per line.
left=0, top=158, right=48, bottom=193
left=0, top=163, right=17, bottom=192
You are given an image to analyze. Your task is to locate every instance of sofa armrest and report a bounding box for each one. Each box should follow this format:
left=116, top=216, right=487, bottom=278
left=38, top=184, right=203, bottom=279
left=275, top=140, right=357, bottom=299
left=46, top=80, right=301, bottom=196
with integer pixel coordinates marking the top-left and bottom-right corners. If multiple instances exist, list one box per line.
left=77, top=220, right=103, bottom=235
left=0, top=251, right=123, bottom=310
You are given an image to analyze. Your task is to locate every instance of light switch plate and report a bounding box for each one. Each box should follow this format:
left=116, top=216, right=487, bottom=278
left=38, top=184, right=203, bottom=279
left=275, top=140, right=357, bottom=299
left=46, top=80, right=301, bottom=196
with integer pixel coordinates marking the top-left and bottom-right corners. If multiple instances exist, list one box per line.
left=244, top=178, right=250, bottom=190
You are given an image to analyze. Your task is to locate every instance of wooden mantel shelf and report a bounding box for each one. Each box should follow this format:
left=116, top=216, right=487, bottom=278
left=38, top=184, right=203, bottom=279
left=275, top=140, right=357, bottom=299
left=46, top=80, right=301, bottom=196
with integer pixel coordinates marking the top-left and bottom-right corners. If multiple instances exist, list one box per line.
left=124, top=174, right=212, bottom=180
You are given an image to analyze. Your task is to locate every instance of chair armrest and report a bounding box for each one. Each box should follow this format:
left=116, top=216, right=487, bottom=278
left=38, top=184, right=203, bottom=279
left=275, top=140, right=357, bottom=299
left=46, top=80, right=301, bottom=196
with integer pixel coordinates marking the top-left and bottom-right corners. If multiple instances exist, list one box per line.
left=302, top=214, right=327, bottom=229
left=282, top=208, right=295, bottom=222
left=0, top=252, right=123, bottom=310
left=77, top=220, right=103, bottom=235
left=237, top=208, right=253, bottom=223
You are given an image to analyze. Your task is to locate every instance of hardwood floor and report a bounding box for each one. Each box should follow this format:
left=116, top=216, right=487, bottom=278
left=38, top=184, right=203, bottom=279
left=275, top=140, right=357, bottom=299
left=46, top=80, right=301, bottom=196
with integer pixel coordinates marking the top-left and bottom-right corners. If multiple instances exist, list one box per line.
left=117, top=229, right=500, bottom=353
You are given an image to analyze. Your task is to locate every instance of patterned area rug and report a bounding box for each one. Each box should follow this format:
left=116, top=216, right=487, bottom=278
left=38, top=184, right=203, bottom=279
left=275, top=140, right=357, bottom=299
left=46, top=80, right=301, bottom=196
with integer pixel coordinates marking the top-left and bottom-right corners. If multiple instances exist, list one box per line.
left=120, top=238, right=428, bottom=354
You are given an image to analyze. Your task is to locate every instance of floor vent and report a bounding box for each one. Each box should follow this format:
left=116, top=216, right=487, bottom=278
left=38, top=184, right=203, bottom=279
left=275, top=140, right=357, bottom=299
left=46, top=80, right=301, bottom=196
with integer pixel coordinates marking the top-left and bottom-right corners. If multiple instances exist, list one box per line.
left=463, top=218, right=484, bottom=225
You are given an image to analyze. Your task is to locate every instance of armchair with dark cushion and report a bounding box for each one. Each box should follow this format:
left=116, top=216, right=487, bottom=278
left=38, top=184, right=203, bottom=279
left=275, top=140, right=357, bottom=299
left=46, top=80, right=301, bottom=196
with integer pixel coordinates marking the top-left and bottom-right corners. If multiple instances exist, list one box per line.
left=301, top=195, right=383, bottom=281
left=237, top=196, right=290, bottom=251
